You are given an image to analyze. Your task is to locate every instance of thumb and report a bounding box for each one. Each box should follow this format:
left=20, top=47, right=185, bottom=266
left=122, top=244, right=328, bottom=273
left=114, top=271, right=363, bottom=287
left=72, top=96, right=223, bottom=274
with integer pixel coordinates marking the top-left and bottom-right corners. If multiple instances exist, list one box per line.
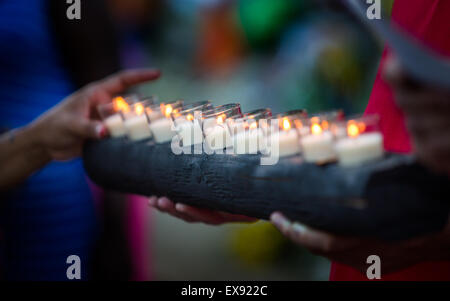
left=70, top=118, right=107, bottom=139
left=383, top=54, right=405, bottom=87
left=383, top=54, right=421, bottom=90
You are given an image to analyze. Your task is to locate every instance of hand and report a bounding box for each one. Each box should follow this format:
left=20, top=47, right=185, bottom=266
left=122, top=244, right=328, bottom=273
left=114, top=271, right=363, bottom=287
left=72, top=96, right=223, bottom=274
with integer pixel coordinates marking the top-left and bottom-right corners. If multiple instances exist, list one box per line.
left=30, top=69, right=160, bottom=161
left=148, top=196, right=257, bottom=225
left=271, top=212, right=450, bottom=274
left=384, top=56, right=450, bottom=174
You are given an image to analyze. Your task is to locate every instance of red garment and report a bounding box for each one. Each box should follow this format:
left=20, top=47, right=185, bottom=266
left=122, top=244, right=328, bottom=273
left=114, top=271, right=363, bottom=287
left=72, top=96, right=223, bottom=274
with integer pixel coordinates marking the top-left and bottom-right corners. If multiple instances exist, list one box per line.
left=330, top=0, right=450, bottom=281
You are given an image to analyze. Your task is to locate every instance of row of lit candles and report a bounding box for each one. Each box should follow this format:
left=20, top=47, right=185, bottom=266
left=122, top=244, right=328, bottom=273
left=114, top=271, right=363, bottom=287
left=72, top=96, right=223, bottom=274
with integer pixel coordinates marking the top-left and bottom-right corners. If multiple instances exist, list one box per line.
left=97, top=95, right=384, bottom=167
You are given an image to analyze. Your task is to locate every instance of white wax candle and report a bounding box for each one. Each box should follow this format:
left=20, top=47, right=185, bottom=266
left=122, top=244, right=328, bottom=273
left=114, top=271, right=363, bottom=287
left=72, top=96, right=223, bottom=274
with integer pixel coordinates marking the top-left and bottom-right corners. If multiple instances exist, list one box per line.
left=176, top=119, right=204, bottom=146
left=205, top=124, right=232, bottom=150
left=233, top=128, right=264, bottom=154
left=335, top=132, right=384, bottom=167
left=203, top=117, right=218, bottom=134
left=147, top=110, right=161, bottom=122
left=302, top=131, right=336, bottom=163
left=270, top=129, right=301, bottom=158
left=149, top=118, right=176, bottom=143
left=104, top=114, right=126, bottom=137
left=124, top=114, right=152, bottom=141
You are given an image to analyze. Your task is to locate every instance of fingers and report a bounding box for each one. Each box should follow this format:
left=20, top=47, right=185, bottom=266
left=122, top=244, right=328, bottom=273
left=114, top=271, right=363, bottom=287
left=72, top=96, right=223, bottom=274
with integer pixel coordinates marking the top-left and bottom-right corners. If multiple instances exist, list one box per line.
left=98, top=69, right=161, bottom=95
left=69, top=117, right=107, bottom=140
left=271, top=212, right=327, bottom=252
left=270, top=212, right=356, bottom=255
left=175, top=203, right=233, bottom=225
left=217, top=212, right=258, bottom=223
left=148, top=196, right=196, bottom=223
left=270, top=212, right=329, bottom=254
left=148, top=196, right=254, bottom=225
left=383, top=55, right=421, bottom=91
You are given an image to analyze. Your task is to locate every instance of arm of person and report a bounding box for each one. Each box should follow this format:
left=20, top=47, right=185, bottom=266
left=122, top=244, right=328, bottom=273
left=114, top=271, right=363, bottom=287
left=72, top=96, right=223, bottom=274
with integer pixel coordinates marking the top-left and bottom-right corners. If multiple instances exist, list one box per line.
left=0, top=126, right=52, bottom=190
left=148, top=196, right=257, bottom=224
left=0, top=69, right=160, bottom=191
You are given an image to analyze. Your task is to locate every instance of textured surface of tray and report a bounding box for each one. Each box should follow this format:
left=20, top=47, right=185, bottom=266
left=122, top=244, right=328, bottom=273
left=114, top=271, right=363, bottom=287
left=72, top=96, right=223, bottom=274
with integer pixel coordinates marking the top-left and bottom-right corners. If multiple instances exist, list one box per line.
left=83, top=139, right=450, bottom=241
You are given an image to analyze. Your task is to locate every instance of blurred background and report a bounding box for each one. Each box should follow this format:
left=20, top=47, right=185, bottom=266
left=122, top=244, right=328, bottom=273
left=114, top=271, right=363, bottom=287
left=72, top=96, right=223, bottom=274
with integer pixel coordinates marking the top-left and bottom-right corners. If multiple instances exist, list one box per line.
left=112, top=0, right=393, bottom=280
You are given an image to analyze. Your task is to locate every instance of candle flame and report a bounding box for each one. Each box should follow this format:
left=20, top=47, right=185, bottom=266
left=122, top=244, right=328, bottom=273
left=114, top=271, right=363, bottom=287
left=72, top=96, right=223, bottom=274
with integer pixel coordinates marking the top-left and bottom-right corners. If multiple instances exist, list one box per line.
left=217, top=114, right=226, bottom=124
left=311, top=123, right=322, bottom=135
left=358, top=122, right=366, bottom=133
left=135, top=103, right=144, bottom=115
left=113, top=97, right=130, bottom=113
left=187, top=113, right=194, bottom=121
left=282, top=118, right=291, bottom=131
left=249, top=122, right=257, bottom=130
left=347, top=122, right=360, bottom=138
left=164, top=104, right=173, bottom=118
left=294, top=119, right=303, bottom=129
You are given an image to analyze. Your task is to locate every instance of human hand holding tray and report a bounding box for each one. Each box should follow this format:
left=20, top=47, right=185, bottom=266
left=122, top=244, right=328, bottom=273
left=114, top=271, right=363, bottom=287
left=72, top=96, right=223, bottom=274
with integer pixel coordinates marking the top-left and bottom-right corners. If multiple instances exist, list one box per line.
left=83, top=139, right=450, bottom=241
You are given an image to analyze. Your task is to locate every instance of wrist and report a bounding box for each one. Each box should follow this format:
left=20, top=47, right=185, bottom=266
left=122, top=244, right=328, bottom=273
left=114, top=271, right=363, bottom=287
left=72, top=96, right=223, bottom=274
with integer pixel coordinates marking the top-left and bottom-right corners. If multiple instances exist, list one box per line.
left=23, top=122, right=52, bottom=164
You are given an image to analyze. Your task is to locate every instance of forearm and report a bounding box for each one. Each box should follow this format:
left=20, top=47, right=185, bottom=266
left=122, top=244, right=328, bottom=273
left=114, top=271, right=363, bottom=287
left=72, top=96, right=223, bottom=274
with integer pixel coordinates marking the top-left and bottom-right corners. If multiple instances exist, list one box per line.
left=0, top=124, right=51, bottom=191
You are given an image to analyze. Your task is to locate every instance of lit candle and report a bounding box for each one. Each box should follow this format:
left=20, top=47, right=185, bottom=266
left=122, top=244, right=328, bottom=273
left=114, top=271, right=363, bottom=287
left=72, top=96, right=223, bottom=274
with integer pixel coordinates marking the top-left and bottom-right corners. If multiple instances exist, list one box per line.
left=265, top=110, right=306, bottom=158
left=175, top=113, right=204, bottom=146
left=146, top=103, right=165, bottom=122
left=204, top=114, right=233, bottom=150
left=148, top=101, right=183, bottom=143
left=202, top=103, right=242, bottom=151
left=173, top=101, right=212, bottom=147
left=99, top=96, right=130, bottom=138
left=233, top=120, right=265, bottom=154
left=335, top=118, right=384, bottom=167
left=301, top=118, right=336, bottom=163
left=274, top=117, right=302, bottom=157
left=124, top=102, right=152, bottom=141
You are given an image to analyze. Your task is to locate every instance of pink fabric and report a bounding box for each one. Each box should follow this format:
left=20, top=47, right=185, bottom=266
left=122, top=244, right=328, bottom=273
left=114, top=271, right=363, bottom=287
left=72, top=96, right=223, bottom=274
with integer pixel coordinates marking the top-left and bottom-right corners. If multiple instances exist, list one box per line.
left=127, top=194, right=153, bottom=281
left=88, top=179, right=153, bottom=281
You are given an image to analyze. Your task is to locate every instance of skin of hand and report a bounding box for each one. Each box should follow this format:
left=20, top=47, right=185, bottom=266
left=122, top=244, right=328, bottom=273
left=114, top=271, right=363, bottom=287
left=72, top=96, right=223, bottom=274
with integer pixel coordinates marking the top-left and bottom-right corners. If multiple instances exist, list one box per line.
left=148, top=196, right=257, bottom=225
left=383, top=55, right=450, bottom=174
left=31, top=69, right=160, bottom=160
left=0, top=69, right=160, bottom=190
left=271, top=212, right=450, bottom=275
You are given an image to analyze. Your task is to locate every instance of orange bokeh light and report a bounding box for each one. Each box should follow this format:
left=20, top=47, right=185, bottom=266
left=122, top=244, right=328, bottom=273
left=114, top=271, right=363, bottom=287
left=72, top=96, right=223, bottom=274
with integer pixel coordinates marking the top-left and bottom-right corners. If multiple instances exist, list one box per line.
left=358, top=122, right=366, bottom=133
left=347, top=122, right=360, bottom=138
left=164, top=105, right=173, bottom=118
left=113, top=97, right=130, bottom=113
left=294, top=119, right=303, bottom=129
left=282, top=118, right=291, bottom=131
left=187, top=113, right=194, bottom=121
left=135, top=103, right=144, bottom=115
left=216, top=114, right=226, bottom=124
left=311, top=123, right=323, bottom=135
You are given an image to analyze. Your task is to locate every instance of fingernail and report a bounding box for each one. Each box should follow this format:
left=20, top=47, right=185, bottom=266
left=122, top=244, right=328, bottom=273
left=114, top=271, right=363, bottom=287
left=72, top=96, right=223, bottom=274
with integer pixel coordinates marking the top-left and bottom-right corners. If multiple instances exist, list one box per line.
left=158, top=197, right=171, bottom=209
left=148, top=197, right=156, bottom=206
left=175, top=203, right=186, bottom=212
left=271, top=213, right=291, bottom=229
left=292, top=222, right=307, bottom=233
left=96, top=124, right=107, bottom=138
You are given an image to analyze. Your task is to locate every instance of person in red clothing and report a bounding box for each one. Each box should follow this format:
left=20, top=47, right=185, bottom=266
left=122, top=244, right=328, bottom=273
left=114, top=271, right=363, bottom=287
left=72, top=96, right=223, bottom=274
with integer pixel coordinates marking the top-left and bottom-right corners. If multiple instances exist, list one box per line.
left=149, top=0, right=450, bottom=280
